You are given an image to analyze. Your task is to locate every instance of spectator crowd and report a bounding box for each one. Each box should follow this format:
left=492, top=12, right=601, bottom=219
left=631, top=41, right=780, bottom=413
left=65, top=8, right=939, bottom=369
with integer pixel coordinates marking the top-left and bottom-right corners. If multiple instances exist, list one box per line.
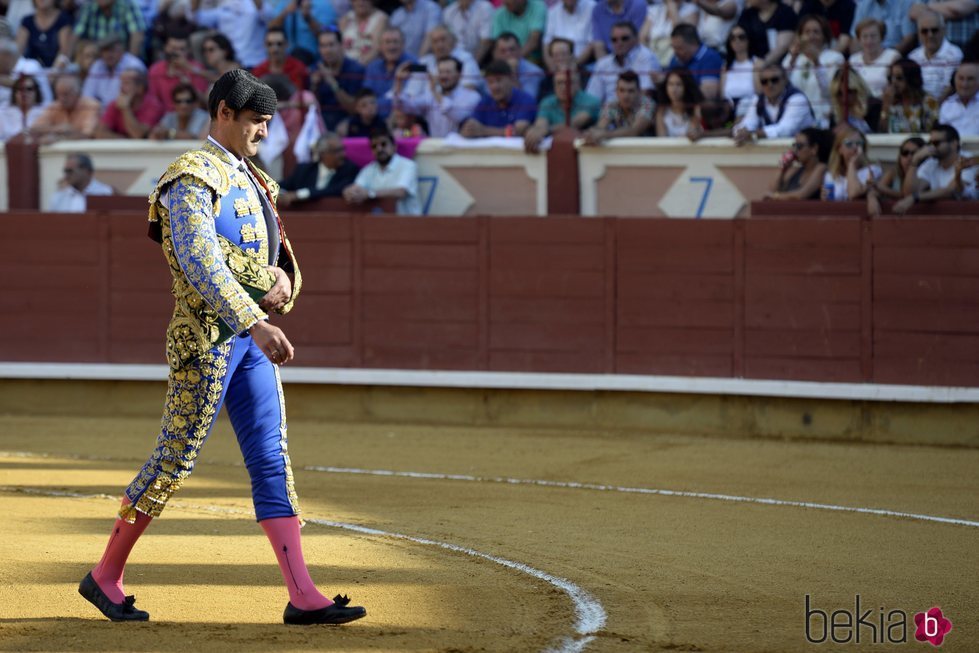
left=1, top=0, right=977, bottom=211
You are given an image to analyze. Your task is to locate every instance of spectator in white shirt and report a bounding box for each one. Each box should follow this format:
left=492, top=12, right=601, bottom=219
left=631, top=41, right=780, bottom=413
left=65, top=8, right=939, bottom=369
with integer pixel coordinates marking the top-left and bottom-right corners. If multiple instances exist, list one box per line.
left=418, top=25, right=481, bottom=89
left=0, top=37, right=53, bottom=106
left=48, top=153, right=114, bottom=212
left=895, top=123, right=976, bottom=213
left=395, top=55, right=481, bottom=136
left=848, top=18, right=900, bottom=98
left=733, top=63, right=816, bottom=143
left=193, top=0, right=270, bottom=68
left=81, top=35, right=146, bottom=106
left=908, top=9, right=963, bottom=99
left=692, top=0, right=742, bottom=52
left=343, top=127, right=422, bottom=215
left=938, top=62, right=978, bottom=136
left=442, top=0, right=494, bottom=62
left=544, top=0, right=597, bottom=67
left=586, top=21, right=661, bottom=104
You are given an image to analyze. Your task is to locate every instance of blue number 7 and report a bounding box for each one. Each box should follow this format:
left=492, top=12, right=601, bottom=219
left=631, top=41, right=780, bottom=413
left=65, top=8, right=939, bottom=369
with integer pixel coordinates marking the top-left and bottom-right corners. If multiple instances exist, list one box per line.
left=689, top=176, right=713, bottom=219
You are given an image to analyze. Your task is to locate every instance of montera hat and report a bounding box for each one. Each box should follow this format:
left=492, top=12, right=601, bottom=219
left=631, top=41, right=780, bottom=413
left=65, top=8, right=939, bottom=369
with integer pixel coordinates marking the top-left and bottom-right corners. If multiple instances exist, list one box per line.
left=209, top=69, right=278, bottom=116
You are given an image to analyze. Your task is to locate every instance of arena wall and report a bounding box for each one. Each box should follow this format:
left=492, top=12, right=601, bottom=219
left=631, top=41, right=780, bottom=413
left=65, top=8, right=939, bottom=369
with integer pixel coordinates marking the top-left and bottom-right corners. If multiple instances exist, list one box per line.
left=3, top=211, right=978, bottom=388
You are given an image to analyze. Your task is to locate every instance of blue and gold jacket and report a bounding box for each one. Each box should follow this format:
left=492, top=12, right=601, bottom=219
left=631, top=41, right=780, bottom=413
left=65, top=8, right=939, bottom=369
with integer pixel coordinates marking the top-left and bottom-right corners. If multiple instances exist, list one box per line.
left=148, top=140, right=302, bottom=369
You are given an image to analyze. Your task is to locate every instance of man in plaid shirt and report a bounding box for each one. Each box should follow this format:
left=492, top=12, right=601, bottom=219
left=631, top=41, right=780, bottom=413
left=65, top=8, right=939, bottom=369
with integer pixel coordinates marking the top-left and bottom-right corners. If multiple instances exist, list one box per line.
left=74, top=0, right=147, bottom=57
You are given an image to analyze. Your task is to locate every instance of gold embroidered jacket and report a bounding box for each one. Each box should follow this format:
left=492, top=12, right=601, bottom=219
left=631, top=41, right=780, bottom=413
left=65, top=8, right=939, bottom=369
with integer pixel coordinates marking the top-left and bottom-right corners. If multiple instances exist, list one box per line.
left=148, top=141, right=302, bottom=369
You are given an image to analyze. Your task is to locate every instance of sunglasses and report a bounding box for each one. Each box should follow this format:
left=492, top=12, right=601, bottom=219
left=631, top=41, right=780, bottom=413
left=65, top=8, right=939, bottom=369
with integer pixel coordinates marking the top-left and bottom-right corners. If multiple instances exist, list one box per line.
left=842, top=139, right=863, bottom=148
left=63, top=168, right=77, bottom=174
left=929, top=139, right=946, bottom=146
left=731, top=33, right=748, bottom=40
left=760, top=76, right=783, bottom=86
left=610, top=35, right=632, bottom=43
left=919, top=27, right=940, bottom=35
left=266, top=40, right=286, bottom=47
left=899, top=148, right=917, bottom=156
left=791, top=141, right=808, bottom=150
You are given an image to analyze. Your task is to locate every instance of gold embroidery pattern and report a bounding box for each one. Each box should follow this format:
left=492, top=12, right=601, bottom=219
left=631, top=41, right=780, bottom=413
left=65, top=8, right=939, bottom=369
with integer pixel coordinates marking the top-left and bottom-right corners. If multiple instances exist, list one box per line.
left=240, top=222, right=259, bottom=243
left=150, top=143, right=302, bottom=368
left=161, top=178, right=267, bottom=369
left=234, top=195, right=262, bottom=218
left=121, top=342, right=232, bottom=522
left=148, top=150, right=229, bottom=226
left=273, top=364, right=301, bottom=516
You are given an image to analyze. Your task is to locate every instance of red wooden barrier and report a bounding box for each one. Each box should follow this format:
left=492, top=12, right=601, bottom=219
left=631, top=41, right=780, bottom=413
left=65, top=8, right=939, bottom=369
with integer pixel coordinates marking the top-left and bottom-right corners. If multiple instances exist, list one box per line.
left=3, top=211, right=979, bottom=388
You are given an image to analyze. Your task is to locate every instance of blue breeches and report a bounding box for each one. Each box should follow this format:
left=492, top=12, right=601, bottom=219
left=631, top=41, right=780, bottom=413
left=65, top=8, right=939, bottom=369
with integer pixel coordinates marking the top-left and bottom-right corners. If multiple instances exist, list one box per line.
left=121, top=332, right=300, bottom=523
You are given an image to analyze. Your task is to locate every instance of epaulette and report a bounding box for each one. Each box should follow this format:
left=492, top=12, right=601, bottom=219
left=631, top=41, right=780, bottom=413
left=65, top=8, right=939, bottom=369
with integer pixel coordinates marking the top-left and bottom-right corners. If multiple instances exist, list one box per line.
left=147, top=149, right=231, bottom=224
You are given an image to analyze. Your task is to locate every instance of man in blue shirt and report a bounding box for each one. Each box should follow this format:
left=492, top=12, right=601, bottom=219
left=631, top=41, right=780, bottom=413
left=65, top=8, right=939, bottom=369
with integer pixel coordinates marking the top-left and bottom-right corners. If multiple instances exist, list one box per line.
left=590, top=0, right=647, bottom=58
left=668, top=24, right=723, bottom=100
left=311, top=28, right=365, bottom=130
left=461, top=59, right=538, bottom=136
left=363, top=26, right=414, bottom=118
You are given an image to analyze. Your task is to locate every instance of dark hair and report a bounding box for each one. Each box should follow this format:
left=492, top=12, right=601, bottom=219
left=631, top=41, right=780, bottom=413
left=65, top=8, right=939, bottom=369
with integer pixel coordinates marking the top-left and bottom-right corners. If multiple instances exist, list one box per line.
left=261, top=73, right=296, bottom=101
left=670, top=23, right=700, bottom=45
left=437, top=55, right=463, bottom=73
left=656, top=68, right=703, bottom=116
left=547, top=37, right=574, bottom=57
left=725, top=26, right=756, bottom=68
left=69, top=152, right=94, bottom=172
left=931, top=123, right=960, bottom=146
left=484, top=59, right=513, bottom=77
left=800, top=127, right=831, bottom=163
left=170, top=82, right=198, bottom=103
left=319, top=26, right=342, bottom=45
left=204, top=34, right=237, bottom=63
left=611, top=20, right=637, bottom=37
left=12, top=73, right=42, bottom=105
left=617, top=70, right=640, bottom=88
left=496, top=31, right=520, bottom=46
left=891, top=58, right=925, bottom=101
left=355, top=87, right=377, bottom=100
left=797, top=14, right=832, bottom=45
left=368, top=126, right=393, bottom=143
left=265, top=27, right=287, bottom=43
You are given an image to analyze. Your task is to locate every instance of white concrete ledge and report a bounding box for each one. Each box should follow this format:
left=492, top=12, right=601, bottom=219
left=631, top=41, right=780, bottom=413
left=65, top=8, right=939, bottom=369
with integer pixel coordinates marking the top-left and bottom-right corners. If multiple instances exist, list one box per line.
left=1, top=362, right=977, bottom=404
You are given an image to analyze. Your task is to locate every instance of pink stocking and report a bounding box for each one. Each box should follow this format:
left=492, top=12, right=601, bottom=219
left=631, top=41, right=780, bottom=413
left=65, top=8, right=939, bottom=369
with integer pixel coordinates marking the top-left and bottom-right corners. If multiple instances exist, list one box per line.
left=91, top=498, right=152, bottom=604
left=260, top=516, right=332, bottom=611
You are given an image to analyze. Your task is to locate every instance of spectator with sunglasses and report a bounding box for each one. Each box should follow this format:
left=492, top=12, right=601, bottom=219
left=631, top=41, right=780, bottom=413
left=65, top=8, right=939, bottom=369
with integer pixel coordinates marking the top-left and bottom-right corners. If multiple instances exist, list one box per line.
left=821, top=127, right=880, bottom=200
left=908, top=9, right=962, bottom=99
left=252, top=28, right=309, bottom=92
left=721, top=26, right=763, bottom=119
left=871, top=135, right=923, bottom=200
left=879, top=58, right=939, bottom=133
left=732, top=63, right=815, bottom=144
left=0, top=74, right=44, bottom=141
left=49, top=152, right=114, bottom=212
left=894, top=123, right=976, bottom=213
left=150, top=83, right=210, bottom=140
left=585, top=21, right=659, bottom=105
left=765, top=126, right=828, bottom=200
left=342, top=127, right=422, bottom=214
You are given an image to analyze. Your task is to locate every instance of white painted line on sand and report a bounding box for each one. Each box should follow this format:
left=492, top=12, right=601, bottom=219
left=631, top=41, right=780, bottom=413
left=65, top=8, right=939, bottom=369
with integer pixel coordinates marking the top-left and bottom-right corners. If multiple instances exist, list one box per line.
left=0, top=484, right=606, bottom=653
left=304, top=466, right=979, bottom=530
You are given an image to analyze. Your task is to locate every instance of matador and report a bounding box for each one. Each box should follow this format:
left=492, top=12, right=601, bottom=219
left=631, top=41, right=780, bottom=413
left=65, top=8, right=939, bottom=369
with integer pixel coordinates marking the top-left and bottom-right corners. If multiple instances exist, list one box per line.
left=78, top=70, right=366, bottom=626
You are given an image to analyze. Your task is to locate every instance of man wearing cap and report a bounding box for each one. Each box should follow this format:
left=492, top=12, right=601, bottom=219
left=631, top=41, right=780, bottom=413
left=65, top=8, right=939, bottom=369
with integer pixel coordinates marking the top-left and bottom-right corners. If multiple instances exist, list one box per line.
left=81, top=34, right=147, bottom=106
left=77, top=69, right=367, bottom=627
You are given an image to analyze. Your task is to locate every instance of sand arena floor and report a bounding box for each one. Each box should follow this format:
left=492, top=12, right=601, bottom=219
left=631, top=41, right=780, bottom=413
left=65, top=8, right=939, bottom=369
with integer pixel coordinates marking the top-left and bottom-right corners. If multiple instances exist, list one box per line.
left=0, top=407, right=977, bottom=652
